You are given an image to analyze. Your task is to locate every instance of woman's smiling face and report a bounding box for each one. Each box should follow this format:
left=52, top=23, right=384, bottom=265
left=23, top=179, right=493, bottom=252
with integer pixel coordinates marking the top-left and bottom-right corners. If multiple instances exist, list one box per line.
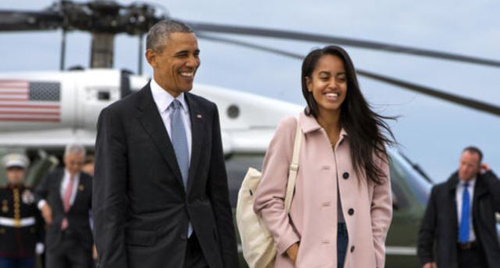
left=306, top=54, right=348, bottom=115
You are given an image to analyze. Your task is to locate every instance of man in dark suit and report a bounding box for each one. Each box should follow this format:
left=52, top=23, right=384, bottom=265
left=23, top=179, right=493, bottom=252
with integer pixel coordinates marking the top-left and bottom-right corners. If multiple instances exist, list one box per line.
left=36, top=144, right=93, bottom=268
left=93, top=20, right=238, bottom=268
left=418, top=146, right=500, bottom=268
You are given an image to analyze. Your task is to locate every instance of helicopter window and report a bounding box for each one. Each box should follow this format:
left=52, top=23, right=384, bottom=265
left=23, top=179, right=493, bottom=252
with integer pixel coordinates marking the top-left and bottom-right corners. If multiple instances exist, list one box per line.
left=225, top=154, right=265, bottom=207
left=227, top=105, right=240, bottom=119
left=388, top=151, right=433, bottom=210
left=389, top=175, right=408, bottom=211
left=98, top=91, right=111, bottom=101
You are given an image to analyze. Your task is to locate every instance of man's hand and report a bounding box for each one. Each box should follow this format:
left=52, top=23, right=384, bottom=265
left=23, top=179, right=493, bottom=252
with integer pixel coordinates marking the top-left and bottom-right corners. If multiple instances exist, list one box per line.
left=93, top=244, right=98, bottom=260
left=286, top=243, right=299, bottom=264
left=41, top=203, right=53, bottom=225
left=480, top=163, right=491, bottom=174
left=423, top=262, right=437, bottom=268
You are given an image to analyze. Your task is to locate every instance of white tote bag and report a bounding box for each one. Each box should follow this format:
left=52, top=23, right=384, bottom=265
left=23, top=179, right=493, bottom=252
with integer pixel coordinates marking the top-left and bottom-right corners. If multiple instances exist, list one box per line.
left=236, top=119, right=302, bottom=268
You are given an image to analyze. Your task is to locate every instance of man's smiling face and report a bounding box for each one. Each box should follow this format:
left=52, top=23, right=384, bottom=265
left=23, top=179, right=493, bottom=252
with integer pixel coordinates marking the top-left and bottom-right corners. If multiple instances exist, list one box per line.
left=147, top=32, right=200, bottom=97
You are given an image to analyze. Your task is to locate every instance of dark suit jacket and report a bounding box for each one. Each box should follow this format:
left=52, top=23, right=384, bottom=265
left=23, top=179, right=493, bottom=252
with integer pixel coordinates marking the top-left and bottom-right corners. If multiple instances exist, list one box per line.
left=93, top=83, right=238, bottom=268
left=417, top=170, right=500, bottom=268
left=35, top=168, right=93, bottom=251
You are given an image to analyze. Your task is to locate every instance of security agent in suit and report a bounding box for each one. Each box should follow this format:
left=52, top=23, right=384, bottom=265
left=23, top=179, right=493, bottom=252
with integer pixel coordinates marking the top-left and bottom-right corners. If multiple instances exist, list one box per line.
left=93, top=20, right=238, bottom=268
left=0, top=154, right=44, bottom=268
left=35, top=144, right=93, bottom=268
left=418, top=146, right=500, bottom=268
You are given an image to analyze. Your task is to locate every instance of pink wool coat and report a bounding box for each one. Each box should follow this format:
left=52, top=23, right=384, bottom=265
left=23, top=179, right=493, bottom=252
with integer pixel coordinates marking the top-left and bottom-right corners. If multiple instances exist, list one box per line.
left=253, top=112, right=392, bottom=268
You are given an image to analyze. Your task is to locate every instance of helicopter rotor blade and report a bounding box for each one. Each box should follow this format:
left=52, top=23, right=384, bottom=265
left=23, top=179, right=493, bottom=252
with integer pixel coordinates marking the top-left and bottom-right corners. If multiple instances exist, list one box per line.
left=0, top=10, right=63, bottom=32
left=189, top=21, right=500, bottom=68
left=198, top=33, right=500, bottom=117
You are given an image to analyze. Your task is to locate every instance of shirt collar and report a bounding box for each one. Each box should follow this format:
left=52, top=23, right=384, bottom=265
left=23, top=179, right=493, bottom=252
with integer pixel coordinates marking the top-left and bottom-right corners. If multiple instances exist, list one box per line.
left=458, top=177, right=476, bottom=189
left=299, top=110, right=348, bottom=138
left=150, top=78, right=188, bottom=113
left=64, top=169, right=80, bottom=180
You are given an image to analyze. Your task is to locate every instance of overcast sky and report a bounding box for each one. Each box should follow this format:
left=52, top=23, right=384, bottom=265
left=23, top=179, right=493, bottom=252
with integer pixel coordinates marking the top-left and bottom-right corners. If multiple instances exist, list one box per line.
left=1, top=0, right=499, bottom=182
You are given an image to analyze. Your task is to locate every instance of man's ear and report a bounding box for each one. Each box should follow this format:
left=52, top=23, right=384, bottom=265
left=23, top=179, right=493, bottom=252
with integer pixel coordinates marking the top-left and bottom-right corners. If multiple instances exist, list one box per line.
left=146, top=49, right=156, bottom=67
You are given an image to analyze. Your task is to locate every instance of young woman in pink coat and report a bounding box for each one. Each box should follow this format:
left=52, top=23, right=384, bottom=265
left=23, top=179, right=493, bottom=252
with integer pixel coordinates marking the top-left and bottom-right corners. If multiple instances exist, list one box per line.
left=254, top=46, right=395, bottom=268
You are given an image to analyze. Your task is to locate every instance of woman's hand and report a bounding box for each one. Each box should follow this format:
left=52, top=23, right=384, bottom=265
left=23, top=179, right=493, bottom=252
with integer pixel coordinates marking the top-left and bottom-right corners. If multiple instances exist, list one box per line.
left=286, top=243, right=300, bottom=264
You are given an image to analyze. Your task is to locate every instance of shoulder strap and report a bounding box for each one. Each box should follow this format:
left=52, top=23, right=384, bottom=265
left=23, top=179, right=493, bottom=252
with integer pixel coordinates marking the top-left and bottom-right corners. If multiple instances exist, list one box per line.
left=284, top=118, right=302, bottom=212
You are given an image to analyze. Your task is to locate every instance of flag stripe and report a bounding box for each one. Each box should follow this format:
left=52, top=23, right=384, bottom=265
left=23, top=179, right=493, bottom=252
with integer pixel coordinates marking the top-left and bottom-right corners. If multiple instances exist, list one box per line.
left=0, top=104, right=60, bottom=109
left=0, top=80, right=61, bottom=123
left=0, top=91, right=28, bottom=95
left=0, top=117, right=60, bottom=122
left=0, top=111, right=60, bottom=116
left=0, top=97, right=29, bottom=101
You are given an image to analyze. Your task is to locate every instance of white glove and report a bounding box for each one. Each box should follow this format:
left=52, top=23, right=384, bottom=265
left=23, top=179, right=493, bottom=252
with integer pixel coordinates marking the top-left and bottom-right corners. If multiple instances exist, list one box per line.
left=36, top=243, right=45, bottom=255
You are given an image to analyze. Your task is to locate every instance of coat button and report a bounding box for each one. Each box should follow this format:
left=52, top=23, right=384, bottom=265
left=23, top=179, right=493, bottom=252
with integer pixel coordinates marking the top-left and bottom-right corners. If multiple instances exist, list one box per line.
left=348, top=208, right=354, bottom=215
left=350, top=245, right=355, bottom=253
left=180, top=234, right=187, bottom=240
left=343, top=172, right=349, bottom=179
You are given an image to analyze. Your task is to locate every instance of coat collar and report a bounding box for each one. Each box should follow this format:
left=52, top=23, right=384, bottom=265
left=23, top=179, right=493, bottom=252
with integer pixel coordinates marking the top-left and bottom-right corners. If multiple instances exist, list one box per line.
left=446, top=171, right=488, bottom=197
left=299, top=110, right=348, bottom=138
left=135, top=82, right=185, bottom=189
left=134, top=82, right=205, bottom=194
left=184, top=93, right=205, bottom=194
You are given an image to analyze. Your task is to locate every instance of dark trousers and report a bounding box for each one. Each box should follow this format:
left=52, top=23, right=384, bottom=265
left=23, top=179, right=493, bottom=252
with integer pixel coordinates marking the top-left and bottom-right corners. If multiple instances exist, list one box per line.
left=184, top=233, right=209, bottom=268
left=0, top=258, right=35, bottom=268
left=457, top=244, right=487, bottom=268
left=46, top=232, right=91, bottom=268
left=337, top=223, right=349, bottom=268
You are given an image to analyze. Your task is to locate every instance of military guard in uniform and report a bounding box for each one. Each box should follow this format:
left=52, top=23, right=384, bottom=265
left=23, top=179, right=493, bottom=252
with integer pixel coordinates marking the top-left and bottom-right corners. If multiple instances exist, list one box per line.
left=0, top=153, right=44, bottom=268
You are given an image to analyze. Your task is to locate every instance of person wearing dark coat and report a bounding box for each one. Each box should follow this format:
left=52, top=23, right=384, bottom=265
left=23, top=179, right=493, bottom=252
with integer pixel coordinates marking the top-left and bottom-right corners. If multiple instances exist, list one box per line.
left=93, top=20, right=238, bottom=268
left=35, top=144, right=93, bottom=268
left=0, top=153, right=44, bottom=268
left=418, top=146, right=500, bottom=268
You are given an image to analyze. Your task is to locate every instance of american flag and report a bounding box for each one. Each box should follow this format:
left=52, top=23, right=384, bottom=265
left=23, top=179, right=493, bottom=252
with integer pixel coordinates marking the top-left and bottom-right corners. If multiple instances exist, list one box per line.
left=0, top=80, right=61, bottom=122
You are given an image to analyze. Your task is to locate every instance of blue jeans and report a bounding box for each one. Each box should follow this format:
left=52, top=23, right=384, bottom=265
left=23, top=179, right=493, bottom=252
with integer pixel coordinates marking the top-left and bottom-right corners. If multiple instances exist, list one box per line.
left=0, top=257, right=35, bottom=268
left=337, top=223, right=349, bottom=268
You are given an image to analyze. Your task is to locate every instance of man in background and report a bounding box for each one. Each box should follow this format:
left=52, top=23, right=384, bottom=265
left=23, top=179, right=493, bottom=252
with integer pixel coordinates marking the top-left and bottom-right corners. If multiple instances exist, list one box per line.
left=0, top=153, right=44, bottom=268
left=418, top=146, right=500, bottom=268
left=35, top=144, right=93, bottom=268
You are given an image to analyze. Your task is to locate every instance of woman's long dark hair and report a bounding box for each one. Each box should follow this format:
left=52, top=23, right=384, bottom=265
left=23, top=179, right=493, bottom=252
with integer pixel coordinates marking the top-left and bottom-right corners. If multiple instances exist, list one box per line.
left=301, top=45, right=396, bottom=185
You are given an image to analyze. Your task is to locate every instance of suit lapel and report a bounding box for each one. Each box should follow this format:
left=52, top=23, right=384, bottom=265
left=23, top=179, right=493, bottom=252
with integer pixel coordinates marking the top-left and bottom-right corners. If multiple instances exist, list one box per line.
left=185, top=93, right=205, bottom=194
left=55, top=169, right=66, bottom=212
left=474, top=174, right=488, bottom=198
left=472, top=174, right=488, bottom=220
left=135, top=84, right=184, bottom=188
left=70, top=173, right=87, bottom=211
left=447, top=175, right=459, bottom=238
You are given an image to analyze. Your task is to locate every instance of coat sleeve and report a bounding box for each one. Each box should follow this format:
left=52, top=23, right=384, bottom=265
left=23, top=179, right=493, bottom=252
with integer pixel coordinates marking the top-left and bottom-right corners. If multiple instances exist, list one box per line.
left=253, top=116, right=299, bottom=255
left=371, top=155, right=393, bottom=268
left=34, top=172, right=51, bottom=207
left=206, top=104, right=239, bottom=268
left=482, top=170, right=500, bottom=212
left=93, top=107, right=129, bottom=268
left=417, top=186, right=438, bottom=266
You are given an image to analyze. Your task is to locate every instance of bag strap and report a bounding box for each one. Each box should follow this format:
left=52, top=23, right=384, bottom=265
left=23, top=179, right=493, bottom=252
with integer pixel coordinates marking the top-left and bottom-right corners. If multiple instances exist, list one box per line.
left=284, top=118, right=302, bottom=212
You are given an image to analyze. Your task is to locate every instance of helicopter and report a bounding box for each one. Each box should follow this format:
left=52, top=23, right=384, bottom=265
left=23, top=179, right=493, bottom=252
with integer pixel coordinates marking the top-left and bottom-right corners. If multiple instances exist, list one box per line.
left=0, top=1, right=499, bottom=267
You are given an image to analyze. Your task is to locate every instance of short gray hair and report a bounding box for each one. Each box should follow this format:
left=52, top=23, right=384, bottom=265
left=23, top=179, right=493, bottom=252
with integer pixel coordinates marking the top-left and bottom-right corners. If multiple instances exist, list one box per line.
left=64, top=144, right=86, bottom=157
left=146, top=20, right=194, bottom=52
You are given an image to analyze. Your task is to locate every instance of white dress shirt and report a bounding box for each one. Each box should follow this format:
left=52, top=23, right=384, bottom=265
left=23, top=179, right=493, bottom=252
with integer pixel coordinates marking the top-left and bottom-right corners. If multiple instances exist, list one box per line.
left=456, top=177, right=476, bottom=242
left=38, top=170, right=80, bottom=210
left=150, top=78, right=192, bottom=163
